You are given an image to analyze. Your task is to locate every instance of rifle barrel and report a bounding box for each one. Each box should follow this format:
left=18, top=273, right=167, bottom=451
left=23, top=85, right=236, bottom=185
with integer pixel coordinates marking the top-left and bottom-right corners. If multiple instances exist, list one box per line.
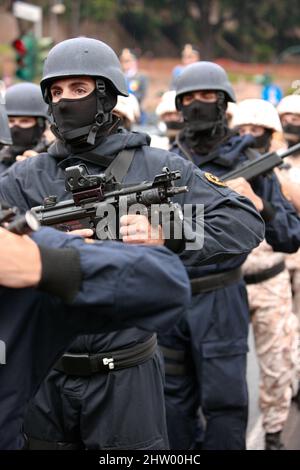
left=276, top=141, right=300, bottom=159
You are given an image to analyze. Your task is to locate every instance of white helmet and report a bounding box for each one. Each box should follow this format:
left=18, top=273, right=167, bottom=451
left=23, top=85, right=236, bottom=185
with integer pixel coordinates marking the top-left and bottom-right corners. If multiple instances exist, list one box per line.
left=226, top=101, right=238, bottom=119
left=113, top=93, right=140, bottom=123
left=226, top=102, right=238, bottom=128
left=156, top=90, right=177, bottom=117
left=232, top=98, right=282, bottom=133
left=277, top=95, right=300, bottom=116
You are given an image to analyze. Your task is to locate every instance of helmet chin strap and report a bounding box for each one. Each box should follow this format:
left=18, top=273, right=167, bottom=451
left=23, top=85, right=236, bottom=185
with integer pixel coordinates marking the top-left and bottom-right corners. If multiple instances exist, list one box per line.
left=48, top=78, right=116, bottom=146
left=86, top=79, right=114, bottom=145
left=214, top=91, right=227, bottom=133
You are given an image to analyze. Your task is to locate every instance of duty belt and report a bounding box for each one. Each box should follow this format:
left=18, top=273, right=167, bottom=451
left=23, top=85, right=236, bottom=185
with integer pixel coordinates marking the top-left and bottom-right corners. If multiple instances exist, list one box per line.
left=244, top=260, right=285, bottom=285
left=54, top=334, right=157, bottom=376
left=23, top=435, right=84, bottom=450
left=159, top=346, right=188, bottom=376
left=190, top=267, right=242, bottom=295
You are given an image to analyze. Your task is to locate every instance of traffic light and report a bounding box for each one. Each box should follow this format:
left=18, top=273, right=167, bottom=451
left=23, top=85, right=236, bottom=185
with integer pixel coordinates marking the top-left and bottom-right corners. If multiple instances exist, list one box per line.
left=12, top=32, right=37, bottom=81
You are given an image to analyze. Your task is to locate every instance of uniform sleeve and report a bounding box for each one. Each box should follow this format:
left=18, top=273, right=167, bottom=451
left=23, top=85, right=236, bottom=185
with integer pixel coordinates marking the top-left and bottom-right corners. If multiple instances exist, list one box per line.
left=252, top=173, right=300, bottom=253
left=0, top=162, right=9, bottom=176
left=171, top=160, right=265, bottom=266
left=31, top=228, right=191, bottom=334
left=0, top=159, right=34, bottom=211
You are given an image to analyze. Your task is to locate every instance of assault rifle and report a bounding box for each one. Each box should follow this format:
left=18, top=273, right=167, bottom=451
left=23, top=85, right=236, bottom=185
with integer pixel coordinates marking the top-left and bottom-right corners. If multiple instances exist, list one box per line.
left=31, top=165, right=188, bottom=240
left=222, top=141, right=300, bottom=182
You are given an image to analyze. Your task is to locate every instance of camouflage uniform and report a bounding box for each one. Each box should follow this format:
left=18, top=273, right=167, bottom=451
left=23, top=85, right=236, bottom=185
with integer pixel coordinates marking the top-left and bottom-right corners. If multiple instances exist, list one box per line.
left=284, top=156, right=300, bottom=321
left=281, top=156, right=300, bottom=391
left=286, top=251, right=300, bottom=324
left=243, top=241, right=298, bottom=433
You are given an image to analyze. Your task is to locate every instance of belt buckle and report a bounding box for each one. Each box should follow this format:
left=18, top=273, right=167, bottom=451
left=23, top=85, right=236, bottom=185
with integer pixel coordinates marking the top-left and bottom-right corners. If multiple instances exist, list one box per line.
left=61, top=353, right=92, bottom=376
left=102, top=357, right=115, bottom=370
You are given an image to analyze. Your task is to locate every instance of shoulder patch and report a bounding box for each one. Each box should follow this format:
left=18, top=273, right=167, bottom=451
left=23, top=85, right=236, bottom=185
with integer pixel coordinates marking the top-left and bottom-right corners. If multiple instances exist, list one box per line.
left=204, top=172, right=227, bottom=187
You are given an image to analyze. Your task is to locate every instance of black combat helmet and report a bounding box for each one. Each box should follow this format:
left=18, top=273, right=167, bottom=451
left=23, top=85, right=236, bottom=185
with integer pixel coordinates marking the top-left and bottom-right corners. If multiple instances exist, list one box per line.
left=41, top=37, right=128, bottom=101
left=175, top=61, right=236, bottom=110
left=5, top=82, right=48, bottom=119
left=40, top=37, right=128, bottom=145
left=0, top=86, right=12, bottom=145
left=5, top=82, right=48, bottom=138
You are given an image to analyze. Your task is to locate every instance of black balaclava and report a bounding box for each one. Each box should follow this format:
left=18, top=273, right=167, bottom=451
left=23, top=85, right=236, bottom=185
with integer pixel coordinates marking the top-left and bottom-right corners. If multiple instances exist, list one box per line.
left=49, top=79, right=118, bottom=150
left=0, top=119, right=45, bottom=164
left=10, top=124, right=43, bottom=155
left=166, top=121, right=185, bottom=131
left=249, top=128, right=273, bottom=153
left=181, top=92, right=228, bottom=154
left=282, top=123, right=300, bottom=147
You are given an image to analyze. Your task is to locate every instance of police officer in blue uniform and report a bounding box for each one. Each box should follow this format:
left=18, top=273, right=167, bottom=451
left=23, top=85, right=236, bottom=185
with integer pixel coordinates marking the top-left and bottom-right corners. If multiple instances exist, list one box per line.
left=0, top=39, right=264, bottom=450
left=159, top=61, right=300, bottom=450
left=0, top=83, right=49, bottom=174
left=0, top=225, right=192, bottom=449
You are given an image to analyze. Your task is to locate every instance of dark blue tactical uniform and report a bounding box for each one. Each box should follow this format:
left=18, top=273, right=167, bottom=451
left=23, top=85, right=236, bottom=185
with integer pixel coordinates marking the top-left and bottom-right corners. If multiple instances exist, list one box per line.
left=0, top=227, right=191, bottom=450
left=159, top=131, right=300, bottom=450
left=0, top=129, right=264, bottom=449
left=0, top=160, right=9, bottom=174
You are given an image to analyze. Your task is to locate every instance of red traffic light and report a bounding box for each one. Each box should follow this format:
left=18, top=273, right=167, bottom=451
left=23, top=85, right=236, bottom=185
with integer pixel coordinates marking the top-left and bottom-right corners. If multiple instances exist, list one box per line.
left=12, top=38, right=27, bottom=55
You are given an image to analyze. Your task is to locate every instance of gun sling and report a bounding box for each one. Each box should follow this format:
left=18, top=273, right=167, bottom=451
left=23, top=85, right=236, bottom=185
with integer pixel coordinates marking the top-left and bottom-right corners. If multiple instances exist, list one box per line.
left=69, top=148, right=136, bottom=183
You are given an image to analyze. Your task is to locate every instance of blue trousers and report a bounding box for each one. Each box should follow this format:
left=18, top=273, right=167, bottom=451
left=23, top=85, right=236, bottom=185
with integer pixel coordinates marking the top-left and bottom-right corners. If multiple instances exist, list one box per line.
left=24, top=350, right=169, bottom=450
left=159, top=281, right=249, bottom=450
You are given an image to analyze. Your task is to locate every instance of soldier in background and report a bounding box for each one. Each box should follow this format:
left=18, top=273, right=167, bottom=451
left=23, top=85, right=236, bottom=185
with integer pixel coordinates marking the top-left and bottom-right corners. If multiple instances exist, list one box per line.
left=232, top=99, right=282, bottom=153
left=0, top=83, right=12, bottom=151
left=233, top=98, right=299, bottom=450
left=170, top=44, right=200, bottom=90
left=226, top=101, right=238, bottom=129
left=160, top=62, right=300, bottom=450
left=154, top=90, right=184, bottom=150
left=277, top=96, right=300, bottom=319
left=278, top=95, right=300, bottom=148
left=277, top=95, right=300, bottom=408
left=0, top=83, right=51, bottom=173
left=277, top=95, right=300, bottom=212
left=112, top=93, right=140, bottom=131
left=119, top=48, right=148, bottom=124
